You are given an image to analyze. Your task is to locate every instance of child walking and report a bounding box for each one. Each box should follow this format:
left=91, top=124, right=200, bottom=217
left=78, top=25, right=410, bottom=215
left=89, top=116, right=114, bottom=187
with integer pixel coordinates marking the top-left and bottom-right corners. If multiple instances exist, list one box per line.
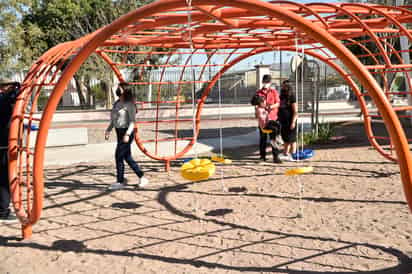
left=105, top=86, right=149, bottom=190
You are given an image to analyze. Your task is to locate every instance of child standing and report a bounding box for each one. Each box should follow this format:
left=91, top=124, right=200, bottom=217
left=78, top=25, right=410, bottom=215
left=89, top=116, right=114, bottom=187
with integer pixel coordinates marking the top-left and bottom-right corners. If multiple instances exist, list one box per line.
left=255, top=96, right=282, bottom=163
left=255, top=96, right=269, bottom=131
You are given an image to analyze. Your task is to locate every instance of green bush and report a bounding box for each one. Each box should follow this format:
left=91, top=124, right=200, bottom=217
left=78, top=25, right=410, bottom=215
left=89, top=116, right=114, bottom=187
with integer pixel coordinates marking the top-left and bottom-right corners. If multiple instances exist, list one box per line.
left=303, top=122, right=336, bottom=145
left=37, top=90, right=50, bottom=111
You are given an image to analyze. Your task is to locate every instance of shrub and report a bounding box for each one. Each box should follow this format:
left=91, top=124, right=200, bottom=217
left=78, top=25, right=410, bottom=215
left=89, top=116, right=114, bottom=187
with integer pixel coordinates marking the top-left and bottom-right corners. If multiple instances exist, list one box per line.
left=303, top=122, right=336, bottom=145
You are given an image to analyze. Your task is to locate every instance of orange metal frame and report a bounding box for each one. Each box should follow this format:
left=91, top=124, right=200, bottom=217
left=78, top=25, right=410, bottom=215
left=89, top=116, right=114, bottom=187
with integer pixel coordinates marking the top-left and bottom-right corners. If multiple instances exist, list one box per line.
left=7, top=0, right=412, bottom=239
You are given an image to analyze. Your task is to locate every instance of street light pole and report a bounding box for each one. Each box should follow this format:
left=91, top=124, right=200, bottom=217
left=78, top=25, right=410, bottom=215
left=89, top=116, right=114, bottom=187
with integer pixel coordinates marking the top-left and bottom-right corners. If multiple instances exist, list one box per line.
left=147, top=59, right=152, bottom=108
left=396, top=0, right=412, bottom=125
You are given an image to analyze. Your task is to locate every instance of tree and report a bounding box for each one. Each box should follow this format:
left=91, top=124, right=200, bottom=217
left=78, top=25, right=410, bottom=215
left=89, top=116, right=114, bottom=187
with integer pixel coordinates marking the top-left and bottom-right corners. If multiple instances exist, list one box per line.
left=0, top=0, right=33, bottom=77
left=1, top=0, right=155, bottom=108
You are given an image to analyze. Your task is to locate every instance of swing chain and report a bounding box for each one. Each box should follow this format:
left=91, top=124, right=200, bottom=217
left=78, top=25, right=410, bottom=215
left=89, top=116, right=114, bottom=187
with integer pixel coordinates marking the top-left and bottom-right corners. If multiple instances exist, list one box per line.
left=186, top=0, right=194, bottom=51
left=186, top=0, right=198, bottom=158
left=217, top=72, right=227, bottom=192
left=295, top=35, right=305, bottom=218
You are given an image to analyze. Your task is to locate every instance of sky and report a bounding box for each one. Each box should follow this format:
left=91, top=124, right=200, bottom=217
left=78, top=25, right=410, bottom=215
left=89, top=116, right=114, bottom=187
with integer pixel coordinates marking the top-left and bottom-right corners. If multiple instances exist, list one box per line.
left=229, top=0, right=341, bottom=71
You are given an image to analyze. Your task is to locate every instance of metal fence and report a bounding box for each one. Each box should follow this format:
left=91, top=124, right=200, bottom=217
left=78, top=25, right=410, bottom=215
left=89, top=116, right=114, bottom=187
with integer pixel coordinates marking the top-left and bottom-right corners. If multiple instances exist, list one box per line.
left=9, top=67, right=356, bottom=112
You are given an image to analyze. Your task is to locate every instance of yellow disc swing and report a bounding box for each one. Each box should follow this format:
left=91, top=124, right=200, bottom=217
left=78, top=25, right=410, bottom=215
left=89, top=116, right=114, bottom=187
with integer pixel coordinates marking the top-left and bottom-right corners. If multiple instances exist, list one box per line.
left=181, top=158, right=216, bottom=181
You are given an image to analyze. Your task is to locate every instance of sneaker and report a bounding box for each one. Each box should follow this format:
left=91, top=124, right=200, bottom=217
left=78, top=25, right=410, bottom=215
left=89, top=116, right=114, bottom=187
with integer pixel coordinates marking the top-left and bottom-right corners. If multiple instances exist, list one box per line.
left=288, top=155, right=297, bottom=162
left=270, top=140, right=281, bottom=149
left=138, top=177, right=149, bottom=187
left=108, top=182, right=125, bottom=190
left=0, top=212, right=18, bottom=224
left=273, top=156, right=283, bottom=164
left=279, top=154, right=290, bottom=161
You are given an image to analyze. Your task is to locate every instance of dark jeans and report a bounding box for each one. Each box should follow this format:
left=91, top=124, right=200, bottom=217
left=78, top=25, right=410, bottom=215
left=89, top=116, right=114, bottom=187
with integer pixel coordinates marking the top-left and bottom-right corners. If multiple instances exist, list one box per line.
left=259, top=127, right=280, bottom=161
left=0, top=149, right=10, bottom=217
left=115, top=128, right=144, bottom=183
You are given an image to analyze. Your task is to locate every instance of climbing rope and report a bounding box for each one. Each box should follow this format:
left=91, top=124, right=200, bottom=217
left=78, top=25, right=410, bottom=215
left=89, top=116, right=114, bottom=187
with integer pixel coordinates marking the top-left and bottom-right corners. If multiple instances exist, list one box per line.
left=295, top=36, right=305, bottom=218
left=217, top=75, right=227, bottom=192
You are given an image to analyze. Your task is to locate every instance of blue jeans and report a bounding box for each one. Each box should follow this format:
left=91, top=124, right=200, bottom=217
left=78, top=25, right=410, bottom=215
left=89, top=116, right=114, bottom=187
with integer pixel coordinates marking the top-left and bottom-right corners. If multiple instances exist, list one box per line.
left=115, top=128, right=144, bottom=183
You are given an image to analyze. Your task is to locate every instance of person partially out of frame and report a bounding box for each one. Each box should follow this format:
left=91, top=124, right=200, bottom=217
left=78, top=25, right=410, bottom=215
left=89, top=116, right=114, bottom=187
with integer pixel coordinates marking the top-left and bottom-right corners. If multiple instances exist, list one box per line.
left=0, top=82, right=28, bottom=224
left=105, top=85, right=149, bottom=190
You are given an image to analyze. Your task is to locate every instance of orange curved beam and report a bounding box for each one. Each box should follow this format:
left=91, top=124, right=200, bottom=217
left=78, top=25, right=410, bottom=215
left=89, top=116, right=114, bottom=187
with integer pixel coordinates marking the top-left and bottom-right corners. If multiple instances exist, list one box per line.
left=9, top=44, right=78, bottom=238
left=96, top=51, right=126, bottom=83
left=309, top=3, right=391, bottom=66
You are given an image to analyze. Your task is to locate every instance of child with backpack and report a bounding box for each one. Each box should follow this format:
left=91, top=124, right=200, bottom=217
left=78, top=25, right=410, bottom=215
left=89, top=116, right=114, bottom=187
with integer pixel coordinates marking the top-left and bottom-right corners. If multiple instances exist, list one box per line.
left=252, top=75, right=282, bottom=163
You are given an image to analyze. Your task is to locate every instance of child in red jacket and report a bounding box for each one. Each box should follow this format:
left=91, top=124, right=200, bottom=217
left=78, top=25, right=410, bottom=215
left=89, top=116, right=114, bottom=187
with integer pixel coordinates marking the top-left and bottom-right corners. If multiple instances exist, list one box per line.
left=255, top=96, right=282, bottom=163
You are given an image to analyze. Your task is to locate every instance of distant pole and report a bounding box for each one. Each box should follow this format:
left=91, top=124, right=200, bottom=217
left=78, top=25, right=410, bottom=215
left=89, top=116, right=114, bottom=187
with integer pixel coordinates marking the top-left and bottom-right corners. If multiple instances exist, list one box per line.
left=307, top=58, right=320, bottom=134
left=315, top=61, right=321, bottom=136
left=396, top=0, right=412, bottom=125
left=280, top=49, right=283, bottom=85
left=319, top=63, right=327, bottom=135
left=147, top=60, right=152, bottom=108
left=311, top=77, right=315, bottom=132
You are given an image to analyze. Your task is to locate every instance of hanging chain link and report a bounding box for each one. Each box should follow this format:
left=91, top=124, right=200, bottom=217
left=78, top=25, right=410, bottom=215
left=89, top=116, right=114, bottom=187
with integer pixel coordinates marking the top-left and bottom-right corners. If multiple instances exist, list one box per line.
left=186, top=0, right=198, bottom=158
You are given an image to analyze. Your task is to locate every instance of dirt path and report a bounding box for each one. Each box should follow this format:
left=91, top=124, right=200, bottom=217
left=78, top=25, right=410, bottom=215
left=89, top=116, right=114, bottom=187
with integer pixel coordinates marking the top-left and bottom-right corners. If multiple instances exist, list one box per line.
left=1, top=133, right=412, bottom=273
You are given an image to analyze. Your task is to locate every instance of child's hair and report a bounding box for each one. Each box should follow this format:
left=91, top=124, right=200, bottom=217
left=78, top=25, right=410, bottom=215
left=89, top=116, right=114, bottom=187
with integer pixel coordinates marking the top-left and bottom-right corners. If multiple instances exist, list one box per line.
left=123, top=88, right=134, bottom=102
left=281, top=83, right=291, bottom=95
left=115, top=84, right=134, bottom=102
left=262, top=74, right=272, bottom=84
left=281, top=83, right=295, bottom=106
left=256, top=96, right=265, bottom=105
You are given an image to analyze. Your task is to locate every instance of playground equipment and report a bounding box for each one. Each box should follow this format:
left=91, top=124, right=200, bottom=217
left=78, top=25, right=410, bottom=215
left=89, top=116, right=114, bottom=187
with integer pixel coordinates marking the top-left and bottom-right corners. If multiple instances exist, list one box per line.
left=180, top=158, right=216, bottom=181
left=284, top=36, right=314, bottom=218
left=8, top=0, right=412, bottom=238
left=292, top=149, right=314, bottom=161
left=285, top=166, right=314, bottom=176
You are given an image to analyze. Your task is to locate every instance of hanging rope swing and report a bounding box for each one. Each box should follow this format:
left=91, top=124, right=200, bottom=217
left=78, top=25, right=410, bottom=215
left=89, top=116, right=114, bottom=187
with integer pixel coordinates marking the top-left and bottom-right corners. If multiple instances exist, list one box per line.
left=285, top=39, right=314, bottom=178
left=211, top=75, right=232, bottom=165
left=282, top=38, right=314, bottom=218
left=180, top=0, right=216, bottom=182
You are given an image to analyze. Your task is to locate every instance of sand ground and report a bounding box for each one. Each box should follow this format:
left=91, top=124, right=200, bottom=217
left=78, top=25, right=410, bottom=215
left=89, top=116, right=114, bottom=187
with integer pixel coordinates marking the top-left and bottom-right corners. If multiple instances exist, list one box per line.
left=1, top=122, right=412, bottom=274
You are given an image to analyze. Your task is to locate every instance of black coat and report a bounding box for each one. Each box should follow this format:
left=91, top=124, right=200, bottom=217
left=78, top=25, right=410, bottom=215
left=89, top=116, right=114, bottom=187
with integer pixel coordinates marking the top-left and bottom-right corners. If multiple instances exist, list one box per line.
left=0, top=91, right=16, bottom=146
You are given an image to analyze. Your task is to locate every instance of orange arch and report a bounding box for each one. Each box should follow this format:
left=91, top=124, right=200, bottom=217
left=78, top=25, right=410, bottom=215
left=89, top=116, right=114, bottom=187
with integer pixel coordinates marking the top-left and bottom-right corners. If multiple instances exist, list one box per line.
left=8, top=0, right=412, bottom=239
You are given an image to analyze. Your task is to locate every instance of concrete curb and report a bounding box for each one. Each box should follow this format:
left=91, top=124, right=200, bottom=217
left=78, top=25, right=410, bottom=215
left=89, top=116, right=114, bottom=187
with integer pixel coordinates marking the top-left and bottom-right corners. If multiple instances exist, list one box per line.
left=44, top=131, right=260, bottom=166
